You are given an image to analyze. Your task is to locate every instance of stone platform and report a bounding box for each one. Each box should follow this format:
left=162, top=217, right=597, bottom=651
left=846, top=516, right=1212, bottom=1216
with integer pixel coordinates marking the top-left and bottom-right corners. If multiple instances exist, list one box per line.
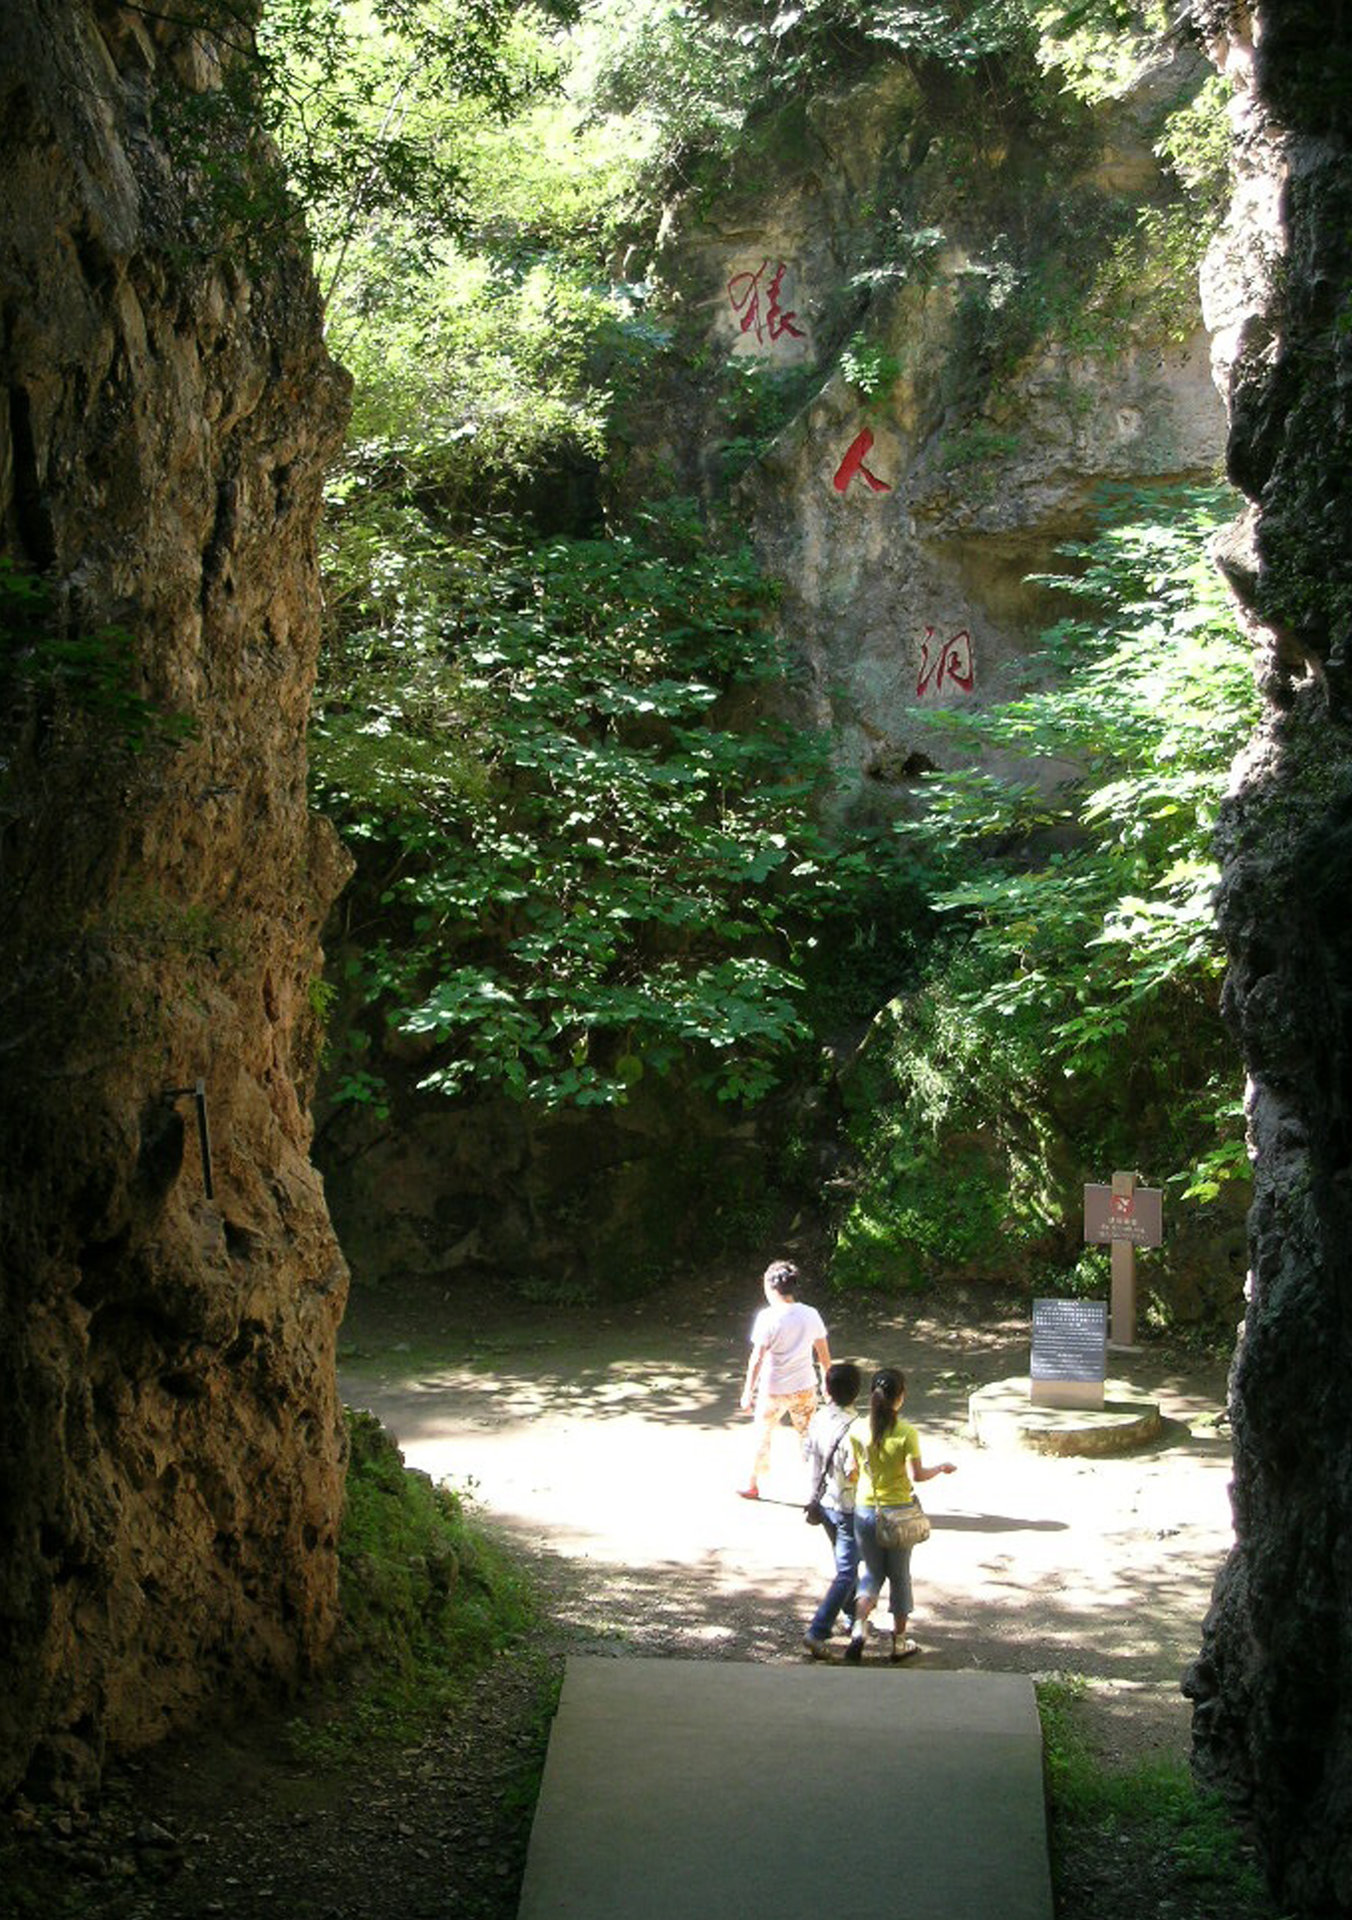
left=968, top=1376, right=1163, bottom=1456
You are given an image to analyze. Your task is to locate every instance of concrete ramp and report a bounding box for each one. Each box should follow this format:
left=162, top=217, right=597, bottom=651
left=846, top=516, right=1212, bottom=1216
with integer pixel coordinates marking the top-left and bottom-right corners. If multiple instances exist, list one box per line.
left=517, top=1658, right=1053, bottom=1920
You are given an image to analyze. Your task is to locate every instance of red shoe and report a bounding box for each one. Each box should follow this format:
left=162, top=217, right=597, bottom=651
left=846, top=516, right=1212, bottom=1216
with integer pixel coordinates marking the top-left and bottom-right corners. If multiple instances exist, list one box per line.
left=736, top=1486, right=760, bottom=1500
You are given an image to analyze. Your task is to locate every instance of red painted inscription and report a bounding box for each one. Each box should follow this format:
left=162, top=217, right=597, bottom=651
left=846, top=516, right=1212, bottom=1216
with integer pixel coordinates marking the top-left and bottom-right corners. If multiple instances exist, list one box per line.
left=832, top=428, right=892, bottom=495
left=726, top=260, right=806, bottom=346
left=916, top=626, right=975, bottom=698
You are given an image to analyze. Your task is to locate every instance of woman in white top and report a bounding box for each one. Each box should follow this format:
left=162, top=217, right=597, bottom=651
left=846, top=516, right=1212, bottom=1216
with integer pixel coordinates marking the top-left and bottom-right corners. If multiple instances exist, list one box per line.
left=737, top=1259, right=831, bottom=1499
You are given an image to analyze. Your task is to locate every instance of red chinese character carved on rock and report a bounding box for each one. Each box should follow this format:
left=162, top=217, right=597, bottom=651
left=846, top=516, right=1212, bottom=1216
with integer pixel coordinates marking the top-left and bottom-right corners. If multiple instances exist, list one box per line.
left=832, top=428, right=892, bottom=495
left=916, top=627, right=975, bottom=698
left=726, top=259, right=806, bottom=346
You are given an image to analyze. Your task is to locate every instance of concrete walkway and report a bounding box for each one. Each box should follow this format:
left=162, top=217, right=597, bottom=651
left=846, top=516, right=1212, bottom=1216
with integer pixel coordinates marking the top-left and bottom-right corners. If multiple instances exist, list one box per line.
left=517, top=1658, right=1053, bottom=1919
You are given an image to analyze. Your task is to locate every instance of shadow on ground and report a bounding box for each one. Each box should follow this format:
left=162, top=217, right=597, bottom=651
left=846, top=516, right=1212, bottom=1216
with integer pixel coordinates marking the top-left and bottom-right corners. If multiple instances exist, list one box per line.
left=340, top=1276, right=1235, bottom=1690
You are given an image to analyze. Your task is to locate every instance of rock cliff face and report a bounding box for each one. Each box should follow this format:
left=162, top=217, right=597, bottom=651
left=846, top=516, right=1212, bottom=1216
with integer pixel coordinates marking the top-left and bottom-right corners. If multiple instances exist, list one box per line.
left=638, top=30, right=1226, bottom=815
left=1184, top=1, right=1352, bottom=1910
left=0, top=2, right=351, bottom=1795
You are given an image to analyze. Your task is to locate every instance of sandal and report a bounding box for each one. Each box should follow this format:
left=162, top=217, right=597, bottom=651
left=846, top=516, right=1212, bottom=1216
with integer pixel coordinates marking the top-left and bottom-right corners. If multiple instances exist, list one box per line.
left=891, top=1637, right=921, bottom=1662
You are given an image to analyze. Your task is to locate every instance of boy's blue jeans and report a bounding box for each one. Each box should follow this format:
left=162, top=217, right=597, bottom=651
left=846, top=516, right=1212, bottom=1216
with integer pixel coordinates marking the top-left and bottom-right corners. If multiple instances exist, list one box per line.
left=808, top=1506, right=858, bottom=1640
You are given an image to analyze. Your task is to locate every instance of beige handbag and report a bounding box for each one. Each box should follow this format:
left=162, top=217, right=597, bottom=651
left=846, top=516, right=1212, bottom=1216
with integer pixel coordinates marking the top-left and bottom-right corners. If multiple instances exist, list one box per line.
left=875, top=1500, right=930, bottom=1549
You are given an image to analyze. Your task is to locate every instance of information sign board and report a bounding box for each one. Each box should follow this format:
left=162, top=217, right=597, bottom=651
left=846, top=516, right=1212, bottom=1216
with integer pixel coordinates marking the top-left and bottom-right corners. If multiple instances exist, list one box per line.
left=1030, top=1298, right=1107, bottom=1409
left=1083, top=1184, right=1163, bottom=1247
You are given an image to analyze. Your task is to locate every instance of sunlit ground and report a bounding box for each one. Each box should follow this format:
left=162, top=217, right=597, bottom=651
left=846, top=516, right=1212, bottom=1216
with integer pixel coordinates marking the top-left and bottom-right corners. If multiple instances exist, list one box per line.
left=339, top=1287, right=1233, bottom=1692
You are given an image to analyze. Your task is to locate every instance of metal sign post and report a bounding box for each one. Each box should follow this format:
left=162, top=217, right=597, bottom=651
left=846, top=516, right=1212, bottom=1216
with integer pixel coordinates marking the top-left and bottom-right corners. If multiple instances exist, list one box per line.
left=1082, top=1171, right=1163, bottom=1348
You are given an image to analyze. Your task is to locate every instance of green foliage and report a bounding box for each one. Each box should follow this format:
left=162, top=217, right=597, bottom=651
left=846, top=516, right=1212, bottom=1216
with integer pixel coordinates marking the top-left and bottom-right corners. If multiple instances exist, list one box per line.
left=831, top=487, right=1257, bottom=1296
left=1060, top=74, right=1236, bottom=349
left=938, top=176, right=1193, bottom=405
left=910, top=487, right=1258, bottom=1053
left=294, top=0, right=937, bottom=1122
left=579, top=0, right=1049, bottom=211
left=306, top=5, right=680, bottom=522
left=582, top=0, right=756, bottom=188
left=834, top=1134, right=1010, bottom=1290
left=732, top=0, right=1044, bottom=91
left=307, top=971, right=337, bottom=1032
left=834, top=946, right=1063, bottom=1288
left=1037, top=1676, right=1273, bottom=1915
left=1034, top=0, right=1174, bottom=106
left=291, top=1407, right=534, bottom=1761
left=840, top=332, right=902, bottom=398
left=159, top=0, right=571, bottom=281
left=313, top=506, right=904, bottom=1111
left=939, top=420, right=1025, bottom=471
left=716, top=359, right=820, bottom=476
left=849, top=226, right=947, bottom=294
left=860, top=37, right=1232, bottom=405
left=270, top=0, right=568, bottom=278
left=328, top=253, right=617, bottom=514
left=1155, top=72, right=1235, bottom=221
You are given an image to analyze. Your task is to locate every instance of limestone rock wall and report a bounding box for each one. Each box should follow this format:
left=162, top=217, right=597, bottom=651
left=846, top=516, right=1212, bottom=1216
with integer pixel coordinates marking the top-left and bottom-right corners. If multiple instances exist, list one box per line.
left=1184, top=2, right=1352, bottom=1911
left=634, top=34, right=1227, bottom=817
left=0, top=1, right=351, bottom=1796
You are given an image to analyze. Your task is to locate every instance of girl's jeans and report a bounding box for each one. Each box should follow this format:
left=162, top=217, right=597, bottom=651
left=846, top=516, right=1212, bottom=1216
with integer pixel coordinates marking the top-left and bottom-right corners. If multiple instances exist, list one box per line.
left=854, top=1505, right=915, bottom=1622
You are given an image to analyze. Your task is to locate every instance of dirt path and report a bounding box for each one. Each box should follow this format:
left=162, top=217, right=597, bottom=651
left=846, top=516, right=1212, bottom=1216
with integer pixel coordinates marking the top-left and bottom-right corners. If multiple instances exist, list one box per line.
left=5, top=1274, right=1238, bottom=1920
left=340, top=1274, right=1235, bottom=1760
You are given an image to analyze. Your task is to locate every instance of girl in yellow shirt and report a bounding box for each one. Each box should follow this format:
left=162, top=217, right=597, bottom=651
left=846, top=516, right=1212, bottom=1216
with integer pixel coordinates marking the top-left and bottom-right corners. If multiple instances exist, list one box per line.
left=846, top=1366, right=956, bottom=1662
